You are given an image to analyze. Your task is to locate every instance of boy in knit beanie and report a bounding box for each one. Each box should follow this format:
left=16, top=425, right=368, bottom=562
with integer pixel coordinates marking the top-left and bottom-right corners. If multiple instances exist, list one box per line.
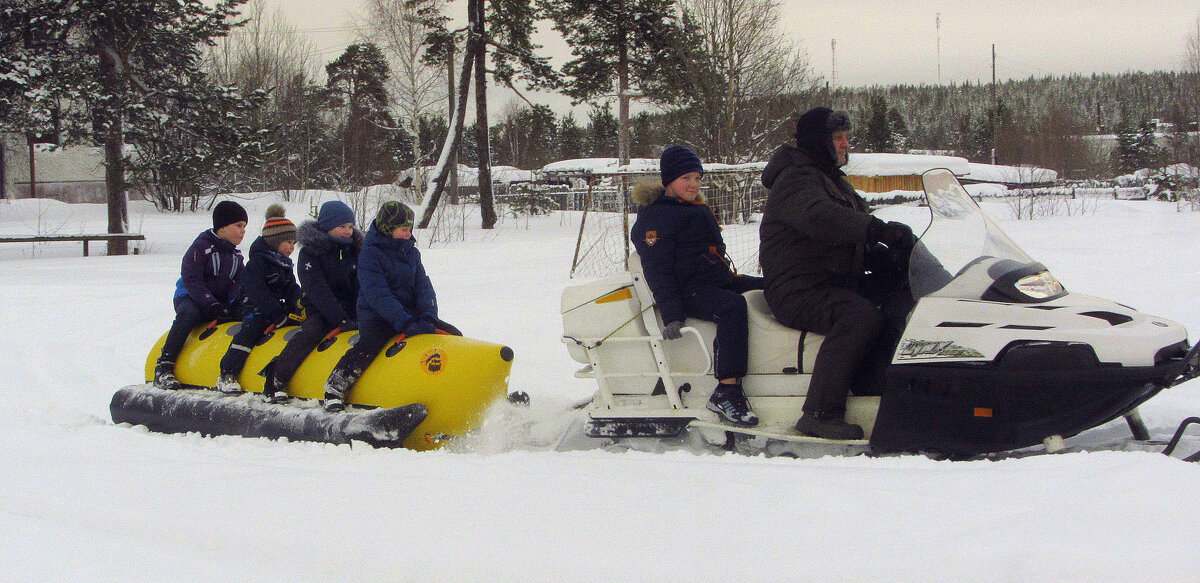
left=321, top=201, right=461, bottom=412
left=215, top=204, right=302, bottom=394
left=263, top=199, right=364, bottom=403
left=152, top=200, right=248, bottom=390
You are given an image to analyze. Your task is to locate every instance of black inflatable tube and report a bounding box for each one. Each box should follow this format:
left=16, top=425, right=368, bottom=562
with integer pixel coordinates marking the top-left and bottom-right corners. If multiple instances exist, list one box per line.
left=110, top=385, right=427, bottom=448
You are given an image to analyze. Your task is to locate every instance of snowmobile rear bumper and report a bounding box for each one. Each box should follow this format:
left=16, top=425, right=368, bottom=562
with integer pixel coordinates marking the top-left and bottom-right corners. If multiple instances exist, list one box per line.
left=870, top=340, right=1190, bottom=456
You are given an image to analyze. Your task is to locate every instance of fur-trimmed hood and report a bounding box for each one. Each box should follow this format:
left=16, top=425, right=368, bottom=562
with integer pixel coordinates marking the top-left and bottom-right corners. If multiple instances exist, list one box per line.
left=631, top=181, right=706, bottom=207
left=297, top=219, right=364, bottom=255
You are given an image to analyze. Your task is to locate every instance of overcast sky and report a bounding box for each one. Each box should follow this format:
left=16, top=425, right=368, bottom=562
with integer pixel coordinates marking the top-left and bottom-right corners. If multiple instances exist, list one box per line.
left=258, top=0, right=1200, bottom=109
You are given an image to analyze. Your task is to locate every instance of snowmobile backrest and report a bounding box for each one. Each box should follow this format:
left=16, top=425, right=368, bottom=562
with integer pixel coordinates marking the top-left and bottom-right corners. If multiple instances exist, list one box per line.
left=626, top=252, right=667, bottom=335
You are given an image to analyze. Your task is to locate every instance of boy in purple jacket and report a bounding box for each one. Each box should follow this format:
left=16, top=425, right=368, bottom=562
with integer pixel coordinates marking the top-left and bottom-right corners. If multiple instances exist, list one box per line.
left=153, top=200, right=248, bottom=390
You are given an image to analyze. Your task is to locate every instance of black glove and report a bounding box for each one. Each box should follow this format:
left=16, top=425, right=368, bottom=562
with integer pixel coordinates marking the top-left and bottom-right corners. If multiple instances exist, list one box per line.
left=662, top=320, right=684, bottom=340
left=338, top=319, right=358, bottom=332
left=205, top=303, right=231, bottom=321
left=403, top=318, right=437, bottom=338
left=870, top=219, right=916, bottom=251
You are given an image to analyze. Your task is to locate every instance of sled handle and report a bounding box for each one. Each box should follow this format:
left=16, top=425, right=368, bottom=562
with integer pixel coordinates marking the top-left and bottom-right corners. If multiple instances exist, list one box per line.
left=680, top=326, right=713, bottom=375
left=323, top=327, right=342, bottom=341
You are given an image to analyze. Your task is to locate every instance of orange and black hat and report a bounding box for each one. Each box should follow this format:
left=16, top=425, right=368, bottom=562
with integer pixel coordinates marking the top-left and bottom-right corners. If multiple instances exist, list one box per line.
left=261, top=204, right=296, bottom=249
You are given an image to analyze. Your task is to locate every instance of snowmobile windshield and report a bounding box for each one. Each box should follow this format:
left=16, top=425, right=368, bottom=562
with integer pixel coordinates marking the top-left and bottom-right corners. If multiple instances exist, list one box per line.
left=908, top=168, right=1066, bottom=303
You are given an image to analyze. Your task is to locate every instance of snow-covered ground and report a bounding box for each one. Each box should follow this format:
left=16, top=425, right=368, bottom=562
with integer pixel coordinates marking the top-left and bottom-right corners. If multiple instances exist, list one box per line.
left=1, top=191, right=1199, bottom=582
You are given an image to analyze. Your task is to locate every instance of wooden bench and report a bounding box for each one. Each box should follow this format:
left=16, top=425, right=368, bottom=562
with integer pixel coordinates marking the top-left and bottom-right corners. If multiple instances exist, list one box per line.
left=0, top=233, right=146, bottom=256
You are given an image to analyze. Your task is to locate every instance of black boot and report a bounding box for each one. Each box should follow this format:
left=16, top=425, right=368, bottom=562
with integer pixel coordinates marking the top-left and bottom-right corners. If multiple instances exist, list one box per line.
left=706, top=383, right=759, bottom=427
left=795, top=411, right=863, bottom=440
left=323, top=396, right=345, bottom=413
left=153, top=361, right=181, bottom=391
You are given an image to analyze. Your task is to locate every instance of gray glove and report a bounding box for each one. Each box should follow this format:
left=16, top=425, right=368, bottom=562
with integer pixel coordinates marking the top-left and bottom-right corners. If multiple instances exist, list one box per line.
left=662, top=320, right=684, bottom=340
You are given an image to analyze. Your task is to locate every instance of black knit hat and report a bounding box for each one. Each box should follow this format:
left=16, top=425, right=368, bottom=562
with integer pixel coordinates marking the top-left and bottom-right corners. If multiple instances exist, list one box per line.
left=261, top=204, right=296, bottom=250
left=794, top=107, right=852, bottom=170
left=212, top=200, right=248, bottom=231
left=660, top=145, right=704, bottom=187
left=373, top=201, right=415, bottom=234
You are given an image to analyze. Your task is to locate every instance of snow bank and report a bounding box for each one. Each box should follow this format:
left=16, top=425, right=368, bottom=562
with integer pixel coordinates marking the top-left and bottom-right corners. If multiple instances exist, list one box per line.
left=2, top=194, right=1200, bottom=581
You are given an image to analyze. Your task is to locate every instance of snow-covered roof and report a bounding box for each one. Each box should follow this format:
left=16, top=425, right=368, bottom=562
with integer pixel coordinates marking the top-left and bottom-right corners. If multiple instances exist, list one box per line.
left=842, top=153, right=971, bottom=177
left=964, top=163, right=1058, bottom=184
left=540, top=158, right=659, bottom=175
left=540, top=158, right=766, bottom=176
left=397, top=164, right=534, bottom=187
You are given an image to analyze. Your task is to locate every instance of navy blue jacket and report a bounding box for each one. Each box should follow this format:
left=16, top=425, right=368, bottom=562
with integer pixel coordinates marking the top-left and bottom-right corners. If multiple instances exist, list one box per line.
left=296, top=220, right=363, bottom=325
left=174, top=229, right=244, bottom=310
left=241, top=236, right=302, bottom=323
left=630, top=184, right=737, bottom=325
left=356, top=224, right=437, bottom=330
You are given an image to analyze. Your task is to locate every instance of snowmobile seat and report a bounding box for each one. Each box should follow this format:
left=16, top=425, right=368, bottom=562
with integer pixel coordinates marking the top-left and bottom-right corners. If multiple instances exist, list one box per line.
left=744, top=290, right=825, bottom=377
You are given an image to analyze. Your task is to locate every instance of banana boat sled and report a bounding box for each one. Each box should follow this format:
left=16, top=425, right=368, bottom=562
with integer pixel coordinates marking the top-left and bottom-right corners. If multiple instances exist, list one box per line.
left=111, top=324, right=514, bottom=450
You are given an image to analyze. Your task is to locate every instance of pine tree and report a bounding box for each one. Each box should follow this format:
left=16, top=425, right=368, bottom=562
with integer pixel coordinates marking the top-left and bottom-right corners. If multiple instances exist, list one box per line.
left=543, top=0, right=690, bottom=164
left=1, top=0, right=251, bottom=253
left=326, top=43, right=408, bottom=188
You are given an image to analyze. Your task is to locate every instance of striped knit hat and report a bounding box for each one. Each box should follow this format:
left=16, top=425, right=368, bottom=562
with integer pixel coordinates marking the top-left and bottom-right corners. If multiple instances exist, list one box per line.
left=261, top=204, right=296, bottom=250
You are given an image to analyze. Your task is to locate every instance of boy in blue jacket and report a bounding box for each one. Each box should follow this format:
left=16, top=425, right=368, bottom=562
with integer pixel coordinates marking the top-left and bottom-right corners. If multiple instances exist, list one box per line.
left=322, top=201, right=458, bottom=412
left=215, top=204, right=302, bottom=394
left=153, top=200, right=248, bottom=390
left=630, top=145, right=764, bottom=427
left=263, top=200, right=363, bottom=403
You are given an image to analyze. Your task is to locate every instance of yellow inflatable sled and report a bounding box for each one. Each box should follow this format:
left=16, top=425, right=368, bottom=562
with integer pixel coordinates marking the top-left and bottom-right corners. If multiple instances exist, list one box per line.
left=113, top=322, right=514, bottom=450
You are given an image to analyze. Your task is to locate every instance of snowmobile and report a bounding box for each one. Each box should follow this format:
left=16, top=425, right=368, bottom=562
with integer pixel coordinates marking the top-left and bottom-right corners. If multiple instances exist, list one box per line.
left=111, top=323, right=514, bottom=450
left=560, top=168, right=1200, bottom=457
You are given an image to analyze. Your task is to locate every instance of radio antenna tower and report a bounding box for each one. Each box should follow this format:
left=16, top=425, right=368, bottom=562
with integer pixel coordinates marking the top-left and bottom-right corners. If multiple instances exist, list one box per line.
left=936, top=13, right=942, bottom=83
left=831, top=39, right=838, bottom=88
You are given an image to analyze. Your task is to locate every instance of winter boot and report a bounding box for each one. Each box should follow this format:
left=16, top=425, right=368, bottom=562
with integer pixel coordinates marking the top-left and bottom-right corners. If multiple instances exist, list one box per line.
left=323, top=396, right=346, bottom=413
left=262, top=390, right=291, bottom=405
left=795, top=411, right=864, bottom=440
left=215, top=374, right=245, bottom=395
left=706, top=383, right=759, bottom=427
left=153, top=361, right=181, bottom=391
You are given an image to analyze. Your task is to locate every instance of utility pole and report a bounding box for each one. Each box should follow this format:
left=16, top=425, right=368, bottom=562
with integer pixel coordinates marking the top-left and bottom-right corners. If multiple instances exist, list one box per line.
left=991, top=43, right=997, bottom=165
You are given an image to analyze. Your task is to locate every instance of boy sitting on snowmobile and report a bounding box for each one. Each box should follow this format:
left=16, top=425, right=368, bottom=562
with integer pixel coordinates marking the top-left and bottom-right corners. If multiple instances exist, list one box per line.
left=262, top=200, right=363, bottom=404
left=630, top=145, right=764, bottom=427
left=153, top=200, right=248, bottom=390
left=214, top=205, right=302, bottom=394
left=321, top=202, right=460, bottom=413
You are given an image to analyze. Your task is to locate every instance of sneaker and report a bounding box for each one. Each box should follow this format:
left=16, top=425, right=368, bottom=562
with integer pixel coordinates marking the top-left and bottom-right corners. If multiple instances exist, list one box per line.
left=153, top=362, right=181, bottom=391
left=795, top=411, right=864, bottom=440
left=323, top=397, right=345, bottom=413
left=262, top=391, right=291, bottom=405
left=706, top=383, right=759, bottom=427
left=215, top=374, right=245, bottom=395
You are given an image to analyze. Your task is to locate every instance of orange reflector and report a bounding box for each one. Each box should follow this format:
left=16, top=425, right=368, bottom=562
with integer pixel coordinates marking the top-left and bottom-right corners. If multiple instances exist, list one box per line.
left=974, top=407, right=994, bottom=418
left=596, top=288, right=633, bottom=304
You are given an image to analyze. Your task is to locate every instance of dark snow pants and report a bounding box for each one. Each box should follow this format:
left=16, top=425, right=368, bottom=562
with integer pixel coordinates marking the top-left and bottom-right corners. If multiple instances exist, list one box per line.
left=159, top=296, right=207, bottom=365
left=324, top=316, right=463, bottom=400
left=768, top=273, right=914, bottom=415
left=681, top=275, right=764, bottom=381
left=266, top=311, right=337, bottom=394
left=219, top=312, right=274, bottom=377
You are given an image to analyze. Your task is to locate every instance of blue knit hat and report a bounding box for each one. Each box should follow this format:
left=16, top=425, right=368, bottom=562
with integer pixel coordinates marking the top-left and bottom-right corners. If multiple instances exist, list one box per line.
left=660, top=145, right=704, bottom=187
left=317, top=200, right=356, bottom=232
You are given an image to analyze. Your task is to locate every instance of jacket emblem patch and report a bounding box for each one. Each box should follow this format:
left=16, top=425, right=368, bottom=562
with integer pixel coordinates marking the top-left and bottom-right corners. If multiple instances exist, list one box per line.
left=644, top=231, right=658, bottom=246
